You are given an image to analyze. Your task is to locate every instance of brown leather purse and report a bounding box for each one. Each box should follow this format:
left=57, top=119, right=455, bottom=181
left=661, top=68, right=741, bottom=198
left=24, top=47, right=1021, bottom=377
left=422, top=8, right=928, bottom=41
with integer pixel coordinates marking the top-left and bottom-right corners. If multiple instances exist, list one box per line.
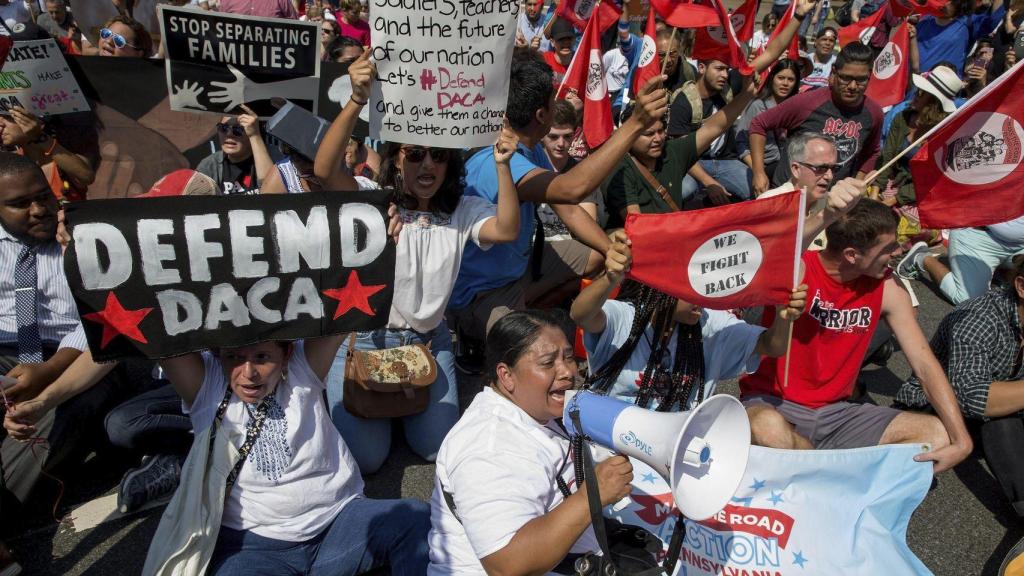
left=343, top=333, right=438, bottom=419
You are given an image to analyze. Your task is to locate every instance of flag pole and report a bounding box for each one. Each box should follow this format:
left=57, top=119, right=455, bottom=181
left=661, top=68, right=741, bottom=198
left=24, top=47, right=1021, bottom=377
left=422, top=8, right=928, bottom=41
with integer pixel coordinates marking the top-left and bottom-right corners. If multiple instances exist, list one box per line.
left=863, top=130, right=933, bottom=185
left=661, top=27, right=677, bottom=76
left=782, top=187, right=808, bottom=389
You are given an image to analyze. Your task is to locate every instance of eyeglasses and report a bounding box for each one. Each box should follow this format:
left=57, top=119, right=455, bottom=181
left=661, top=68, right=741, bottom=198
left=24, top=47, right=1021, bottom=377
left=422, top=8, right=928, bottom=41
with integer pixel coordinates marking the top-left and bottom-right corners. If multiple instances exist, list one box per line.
left=217, top=122, right=245, bottom=137
left=100, top=27, right=139, bottom=50
left=835, top=73, right=870, bottom=86
left=797, top=161, right=840, bottom=175
left=402, top=147, right=450, bottom=163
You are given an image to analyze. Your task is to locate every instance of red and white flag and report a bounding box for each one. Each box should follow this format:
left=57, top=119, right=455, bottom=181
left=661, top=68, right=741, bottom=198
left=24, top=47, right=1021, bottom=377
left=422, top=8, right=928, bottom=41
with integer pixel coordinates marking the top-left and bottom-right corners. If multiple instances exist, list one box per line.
left=730, top=0, right=760, bottom=44
left=625, top=190, right=806, bottom=309
left=557, top=11, right=613, bottom=148
left=556, top=0, right=622, bottom=33
left=649, top=0, right=721, bottom=28
left=912, top=60, right=1024, bottom=228
left=890, top=0, right=945, bottom=18
left=765, top=0, right=800, bottom=62
left=865, top=21, right=910, bottom=109
left=630, top=3, right=661, bottom=97
left=691, top=0, right=753, bottom=74
left=838, top=3, right=887, bottom=47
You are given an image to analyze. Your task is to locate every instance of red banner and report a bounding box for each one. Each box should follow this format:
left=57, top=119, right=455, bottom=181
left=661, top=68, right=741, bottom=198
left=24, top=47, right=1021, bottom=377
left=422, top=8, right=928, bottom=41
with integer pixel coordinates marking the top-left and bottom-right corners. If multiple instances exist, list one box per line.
left=557, top=10, right=613, bottom=147
left=556, top=0, right=622, bottom=32
left=625, top=190, right=803, bottom=309
left=912, top=61, right=1024, bottom=228
left=649, top=0, right=721, bottom=28
left=890, top=0, right=946, bottom=18
left=730, top=0, right=760, bottom=43
left=865, top=21, right=910, bottom=108
left=699, top=504, right=797, bottom=548
left=631, top=3, right=661, bottom=97
left=838, top=3, right=887, bottom=47
left=690, top=0, right=753, bottom=74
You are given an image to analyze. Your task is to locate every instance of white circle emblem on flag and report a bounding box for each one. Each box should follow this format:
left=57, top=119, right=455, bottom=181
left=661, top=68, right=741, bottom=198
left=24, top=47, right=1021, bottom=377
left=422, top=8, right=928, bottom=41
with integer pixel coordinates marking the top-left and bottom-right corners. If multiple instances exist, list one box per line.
left=858, top=26, right=877, bottom=44
left=687, top=231, right=764, bottom=298
left=730, top=13, right=746, bottom=34
left=936, top=112, right=1024, bottom=185
left=586, top=49, right=606, bottom=100
left=574, top=0, right=596, bottom=19
left=637, top=36, right=657, bottom=68
left=708, top=26, right=728, bottom=45
left=873, top=41, right=903, bottom=80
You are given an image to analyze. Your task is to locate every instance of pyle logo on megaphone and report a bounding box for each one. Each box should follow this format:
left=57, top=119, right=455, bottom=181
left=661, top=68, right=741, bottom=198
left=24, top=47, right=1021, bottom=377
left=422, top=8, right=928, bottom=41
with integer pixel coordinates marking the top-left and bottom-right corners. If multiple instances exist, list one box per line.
left=564, top=391, right=750, bottom=520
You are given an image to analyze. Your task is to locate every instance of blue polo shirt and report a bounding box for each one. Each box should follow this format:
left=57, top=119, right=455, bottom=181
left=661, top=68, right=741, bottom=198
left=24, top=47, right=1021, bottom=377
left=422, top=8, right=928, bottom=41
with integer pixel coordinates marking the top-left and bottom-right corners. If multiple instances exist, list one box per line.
left=450, top=143, right=551, bottom=309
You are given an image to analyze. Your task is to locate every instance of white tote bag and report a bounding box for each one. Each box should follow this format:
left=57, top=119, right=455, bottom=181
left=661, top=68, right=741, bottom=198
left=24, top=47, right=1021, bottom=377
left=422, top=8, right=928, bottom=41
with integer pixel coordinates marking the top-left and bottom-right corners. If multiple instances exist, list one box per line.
left=142, top=420, right=242, bottom=576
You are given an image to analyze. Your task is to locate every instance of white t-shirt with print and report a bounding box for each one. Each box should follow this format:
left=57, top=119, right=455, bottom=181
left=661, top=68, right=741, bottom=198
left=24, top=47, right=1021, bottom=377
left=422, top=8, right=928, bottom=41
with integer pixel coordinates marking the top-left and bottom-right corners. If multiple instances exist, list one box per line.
left=427, top=387, right=599, bottom=574
left=583, top=300, right=765, bottom=409
left=188, top=341, right=364, bottom=542
left=802, top=53, right=837, bottom=88
left=389, top=195, right=495, bottom=332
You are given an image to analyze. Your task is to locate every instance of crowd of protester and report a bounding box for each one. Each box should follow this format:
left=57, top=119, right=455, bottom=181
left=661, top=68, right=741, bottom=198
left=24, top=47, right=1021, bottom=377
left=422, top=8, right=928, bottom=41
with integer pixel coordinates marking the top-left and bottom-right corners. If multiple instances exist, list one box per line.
left=0, top=0, right=1023, bottom=573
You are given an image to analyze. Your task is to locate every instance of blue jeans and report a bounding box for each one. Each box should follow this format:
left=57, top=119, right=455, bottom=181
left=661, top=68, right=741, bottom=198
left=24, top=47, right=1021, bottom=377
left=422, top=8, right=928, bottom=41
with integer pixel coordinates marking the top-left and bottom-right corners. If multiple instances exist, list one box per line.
left=326, top=322, right=459, bottom=474
left=208, top=496, right=430, bottom=575
left=104, top=382, right=193, bottom=456
left=939, top=227, right=1024, bottom=304
left=682, top=158, right=753, bottom=203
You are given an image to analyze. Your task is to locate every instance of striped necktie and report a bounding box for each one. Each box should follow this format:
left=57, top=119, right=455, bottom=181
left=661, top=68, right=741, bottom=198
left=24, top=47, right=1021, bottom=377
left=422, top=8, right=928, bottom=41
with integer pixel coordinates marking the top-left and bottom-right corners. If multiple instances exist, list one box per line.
left=15, top=244, right=42, bottom=363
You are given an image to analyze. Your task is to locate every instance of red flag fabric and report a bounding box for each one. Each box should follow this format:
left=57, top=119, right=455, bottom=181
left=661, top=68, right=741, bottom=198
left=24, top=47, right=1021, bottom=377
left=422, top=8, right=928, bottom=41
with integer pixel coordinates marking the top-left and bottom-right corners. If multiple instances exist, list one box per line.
left=766, top=0, right=800, bottom=62
left=631, top=4, right=661, bottom=97
left=864, top=22, right=910, bottom=108
left=556, top=0, right=622, bottom=32
left=649, top=0, right=721, bottom=28
left=556, top=12, right=613, bottom=148
left=691, top=0, right=753, bottom=74
left=890, top=0, right=946, bottom=18
left=838, top=4, right=887, bottom=47
left=911, top=61, right=1024, bottom=229
left=625, top=190, right=804, bottom=309
left=0, top=35, right=11, bottom=70
left=730, top=0, right=760, bottom=43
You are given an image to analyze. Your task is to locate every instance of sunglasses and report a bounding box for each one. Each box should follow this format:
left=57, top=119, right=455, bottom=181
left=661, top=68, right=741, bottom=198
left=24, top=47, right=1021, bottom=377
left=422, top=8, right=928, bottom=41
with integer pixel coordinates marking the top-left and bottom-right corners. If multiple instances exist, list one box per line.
left=797, top=161, right=840, bottom=175
left=100, top=27, right=139, bottom=50
left=402, top=147, right=450, bottom=163
left=217, top=122, right=245, bottom=137
left=835, top=73, right=870, bottom=86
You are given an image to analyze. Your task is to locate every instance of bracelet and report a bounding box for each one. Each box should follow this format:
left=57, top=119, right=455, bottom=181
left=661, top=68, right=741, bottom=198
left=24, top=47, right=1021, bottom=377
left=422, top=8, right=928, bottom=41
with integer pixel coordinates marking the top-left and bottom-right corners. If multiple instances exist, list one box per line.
left=794, top=11, right=808, bottom=21
left=350, top=96, right=368, bottom=106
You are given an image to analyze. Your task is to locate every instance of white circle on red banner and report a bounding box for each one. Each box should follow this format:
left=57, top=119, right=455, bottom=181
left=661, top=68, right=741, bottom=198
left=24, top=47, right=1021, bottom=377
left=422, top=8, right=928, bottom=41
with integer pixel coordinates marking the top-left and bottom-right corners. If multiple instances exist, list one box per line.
left=730, top=13, right=746, bottom=33
left=873, top=41, right=903, bottom=80
left=586, top=49, right=606, bottom=100
left=859, top=26, right=877, bottom=44
left=574, top=0, right=595, bottom=19
left=637, top=36, right=657, bottom=68
left=935, top=112, right=1024, bottom=185
left=687, top=231, right=764, bottom=298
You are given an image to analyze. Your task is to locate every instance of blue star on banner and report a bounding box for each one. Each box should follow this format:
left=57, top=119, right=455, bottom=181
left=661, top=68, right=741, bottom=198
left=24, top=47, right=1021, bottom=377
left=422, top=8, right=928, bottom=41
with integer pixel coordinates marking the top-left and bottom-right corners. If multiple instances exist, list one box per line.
left=749, top=478, right=766, bottom=491
left=767, top=490, right=784, bottom=506
left=793, top=551, right=808, bottom=568
left=641, top=472, right=658, bottom=484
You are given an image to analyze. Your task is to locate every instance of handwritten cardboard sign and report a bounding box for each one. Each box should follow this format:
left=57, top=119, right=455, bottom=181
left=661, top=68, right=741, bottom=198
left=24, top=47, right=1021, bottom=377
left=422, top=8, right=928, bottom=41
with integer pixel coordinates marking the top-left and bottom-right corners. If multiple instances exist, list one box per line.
left=0, top=39, right=90, bottom=116
left=368, top=0, right=517, bottom=147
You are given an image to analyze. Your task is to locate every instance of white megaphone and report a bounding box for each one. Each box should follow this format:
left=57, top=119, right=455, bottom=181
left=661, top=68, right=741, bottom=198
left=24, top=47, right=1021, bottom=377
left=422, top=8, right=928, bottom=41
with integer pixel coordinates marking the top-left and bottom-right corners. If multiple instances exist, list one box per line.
left=563, top=390, right=750, bottom=521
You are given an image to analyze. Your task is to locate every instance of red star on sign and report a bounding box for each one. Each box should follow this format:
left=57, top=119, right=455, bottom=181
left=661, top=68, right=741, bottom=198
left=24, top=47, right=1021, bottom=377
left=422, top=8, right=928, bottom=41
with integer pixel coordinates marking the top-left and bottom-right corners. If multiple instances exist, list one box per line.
left=322, top=270, right=387, bottom=320
left=82, top=292, right=154, bottom=348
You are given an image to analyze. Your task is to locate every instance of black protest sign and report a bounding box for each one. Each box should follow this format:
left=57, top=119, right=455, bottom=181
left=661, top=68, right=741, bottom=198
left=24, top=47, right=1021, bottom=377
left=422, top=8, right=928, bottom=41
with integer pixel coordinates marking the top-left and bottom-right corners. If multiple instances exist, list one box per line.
left=63, top=190, right=395, bottom=361
left=159, top=6, right=320, bottom=117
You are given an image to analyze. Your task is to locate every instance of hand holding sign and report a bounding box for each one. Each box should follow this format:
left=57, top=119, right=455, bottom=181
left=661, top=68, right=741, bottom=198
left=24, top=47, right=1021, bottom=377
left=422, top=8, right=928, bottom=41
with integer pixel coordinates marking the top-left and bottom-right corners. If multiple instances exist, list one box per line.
left=823, top=177, right=867, bottom=223
left=237, top=104, right=261, bottom=138
left=492, top=119, right=519, bottom=165
left=349, top=49, right=375, bottom=106
left=628, top=76, right=669, bottom=129
left=605, top=230, right=633, bottom=285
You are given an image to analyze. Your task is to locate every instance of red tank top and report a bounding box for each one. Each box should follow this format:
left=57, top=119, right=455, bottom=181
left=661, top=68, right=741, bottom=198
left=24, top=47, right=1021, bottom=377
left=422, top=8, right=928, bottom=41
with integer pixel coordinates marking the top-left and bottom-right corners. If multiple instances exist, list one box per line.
left=740, top=251, right=887, bottom=408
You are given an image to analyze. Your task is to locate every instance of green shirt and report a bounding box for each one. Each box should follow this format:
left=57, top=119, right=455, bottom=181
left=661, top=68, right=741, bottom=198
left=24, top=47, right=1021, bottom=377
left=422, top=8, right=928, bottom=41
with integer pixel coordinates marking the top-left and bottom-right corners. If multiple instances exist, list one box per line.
left=604, top=133, right=699, bottom=230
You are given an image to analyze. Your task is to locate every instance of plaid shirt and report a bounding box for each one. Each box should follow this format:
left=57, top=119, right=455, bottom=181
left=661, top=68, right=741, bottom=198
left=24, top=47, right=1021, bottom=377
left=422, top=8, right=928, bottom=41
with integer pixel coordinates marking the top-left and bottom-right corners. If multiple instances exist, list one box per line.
left=896, top=288, right=1024, bottom=419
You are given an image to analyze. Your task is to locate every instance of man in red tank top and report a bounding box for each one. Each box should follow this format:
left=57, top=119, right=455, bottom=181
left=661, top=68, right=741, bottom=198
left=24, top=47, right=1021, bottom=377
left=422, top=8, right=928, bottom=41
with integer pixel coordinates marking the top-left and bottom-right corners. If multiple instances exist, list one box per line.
left=740, top=200, right=973, bottom=473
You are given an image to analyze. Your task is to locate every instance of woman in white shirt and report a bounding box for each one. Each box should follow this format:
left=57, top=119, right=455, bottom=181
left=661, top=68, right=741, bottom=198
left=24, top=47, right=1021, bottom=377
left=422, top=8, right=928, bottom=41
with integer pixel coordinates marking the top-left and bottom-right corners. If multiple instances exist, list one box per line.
left=158, top=335, right=430, bottom=574
left=313, top=51, right=522, bottom=473
left=428, top=311, right=634, bottom=574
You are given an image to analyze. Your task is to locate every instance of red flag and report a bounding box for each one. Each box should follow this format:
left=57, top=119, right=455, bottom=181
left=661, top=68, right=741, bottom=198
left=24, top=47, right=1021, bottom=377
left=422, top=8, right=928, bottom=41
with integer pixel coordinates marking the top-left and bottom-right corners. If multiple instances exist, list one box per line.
left=556, top=12, right=613, bottom=148
left=730, top=0, right=760, bottom=44
left=864, top=22, right=910, bottom=108
left=556, top=0, right=622, bottom=33
left=838, top=4, right=887, bottom=47
left=911, top=61, right=1024, bottom=228
left=630, top=4, right=661, bottom=97
left=649, top=0, right=721, bottom=28
left=625, top=190, right=805, bottom=309
left=691, top=0, right=753, bottom=74
left=765, top=0, right=799, bottom=62
left=0, top=34, right=11, bottom=70
left=890, top=0, right=946, bottom=18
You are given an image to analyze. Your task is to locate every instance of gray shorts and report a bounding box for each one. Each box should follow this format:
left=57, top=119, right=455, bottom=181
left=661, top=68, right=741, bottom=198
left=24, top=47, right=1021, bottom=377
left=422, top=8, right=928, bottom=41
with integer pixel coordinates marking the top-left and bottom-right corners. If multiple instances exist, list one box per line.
left=743, top=395, right=901, bottom=449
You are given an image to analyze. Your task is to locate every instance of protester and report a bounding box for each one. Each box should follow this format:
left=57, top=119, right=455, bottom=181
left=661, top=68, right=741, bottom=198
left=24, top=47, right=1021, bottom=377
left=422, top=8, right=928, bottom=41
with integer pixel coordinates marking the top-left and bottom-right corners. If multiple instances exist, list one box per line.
left=95, top=15, right=154, bottom=58
left=327, top=33, right=364, bottom=64
left=751, top=13, right=779, bottom=52
left=336, top=0, right=370, bottom=45
left=428, top=310, right=631, bottom=574
left=538, top=100, right=601, bottom=242
left=36, top=0, right=90, bottom=54
left=573, top=231, right=807, bottom=409
left=896, top=259, right=1024, bottom=518
left=313, top=52, right=523, bottom=473
left=737, top=59, right=802, bottom=183
left=749, top=41, right=883, bottom=194
left=195, top=107, right=273, bottom=195
left=802, top=27, right=838, bottom=89
left=912, top=0, right=1007, bottom=73
left=741, top=200, right=973, bottom=473
left=516, top=0, right=552, bottom=52
left=320, top=18, right=339, bottom=58
left=659, top=27, right=696, bottom=93
left=545, top=18, right=575, bottom=87
left=217, top=0, right=299, bottom=18
left=0, top=107, right=95, bottom=202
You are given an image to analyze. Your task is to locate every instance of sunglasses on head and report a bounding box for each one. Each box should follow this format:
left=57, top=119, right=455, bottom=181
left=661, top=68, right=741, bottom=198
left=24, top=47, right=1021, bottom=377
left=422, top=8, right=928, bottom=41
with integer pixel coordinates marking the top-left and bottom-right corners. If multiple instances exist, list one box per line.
left=217, top=122, right=245, bottom=137
left=402, top=147, right=450, bottom=163
left=100, top=27, right=139, bottom=50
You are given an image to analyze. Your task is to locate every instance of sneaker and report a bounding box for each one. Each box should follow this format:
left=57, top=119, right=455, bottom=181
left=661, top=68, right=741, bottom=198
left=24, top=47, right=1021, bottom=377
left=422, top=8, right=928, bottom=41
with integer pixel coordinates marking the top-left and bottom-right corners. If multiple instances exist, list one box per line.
left=896, top=241, right=929, bottom=280
left=0, top=541, right=21, bottom=576
left=117, top=454, right=182, bottom=514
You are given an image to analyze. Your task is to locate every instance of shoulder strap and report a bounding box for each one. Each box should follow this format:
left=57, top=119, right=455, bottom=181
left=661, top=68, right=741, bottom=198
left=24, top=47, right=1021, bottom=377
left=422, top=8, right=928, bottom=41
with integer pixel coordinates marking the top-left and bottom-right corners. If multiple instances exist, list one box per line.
left=211, top=384, right=275, bottom=492
left=678, top=81, right=703, bottom=129
left=630, top=156, right=680, bottom=212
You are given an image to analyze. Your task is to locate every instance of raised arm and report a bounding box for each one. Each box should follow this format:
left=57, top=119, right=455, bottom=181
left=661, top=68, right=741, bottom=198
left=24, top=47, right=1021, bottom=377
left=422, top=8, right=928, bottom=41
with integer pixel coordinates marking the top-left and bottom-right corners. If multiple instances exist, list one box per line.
left=478, top=123, right=522, bottom=244
left=159, top=352, right=206, bottom=407
left=694, top=75, right=757, bottom=155
left=237, top=104, right=274, bottom=188
left=571, top=231, right=631, bottom=334
left=749, top=0, right=819, bottom=72
left=314, top=49, right=374, bottom=191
